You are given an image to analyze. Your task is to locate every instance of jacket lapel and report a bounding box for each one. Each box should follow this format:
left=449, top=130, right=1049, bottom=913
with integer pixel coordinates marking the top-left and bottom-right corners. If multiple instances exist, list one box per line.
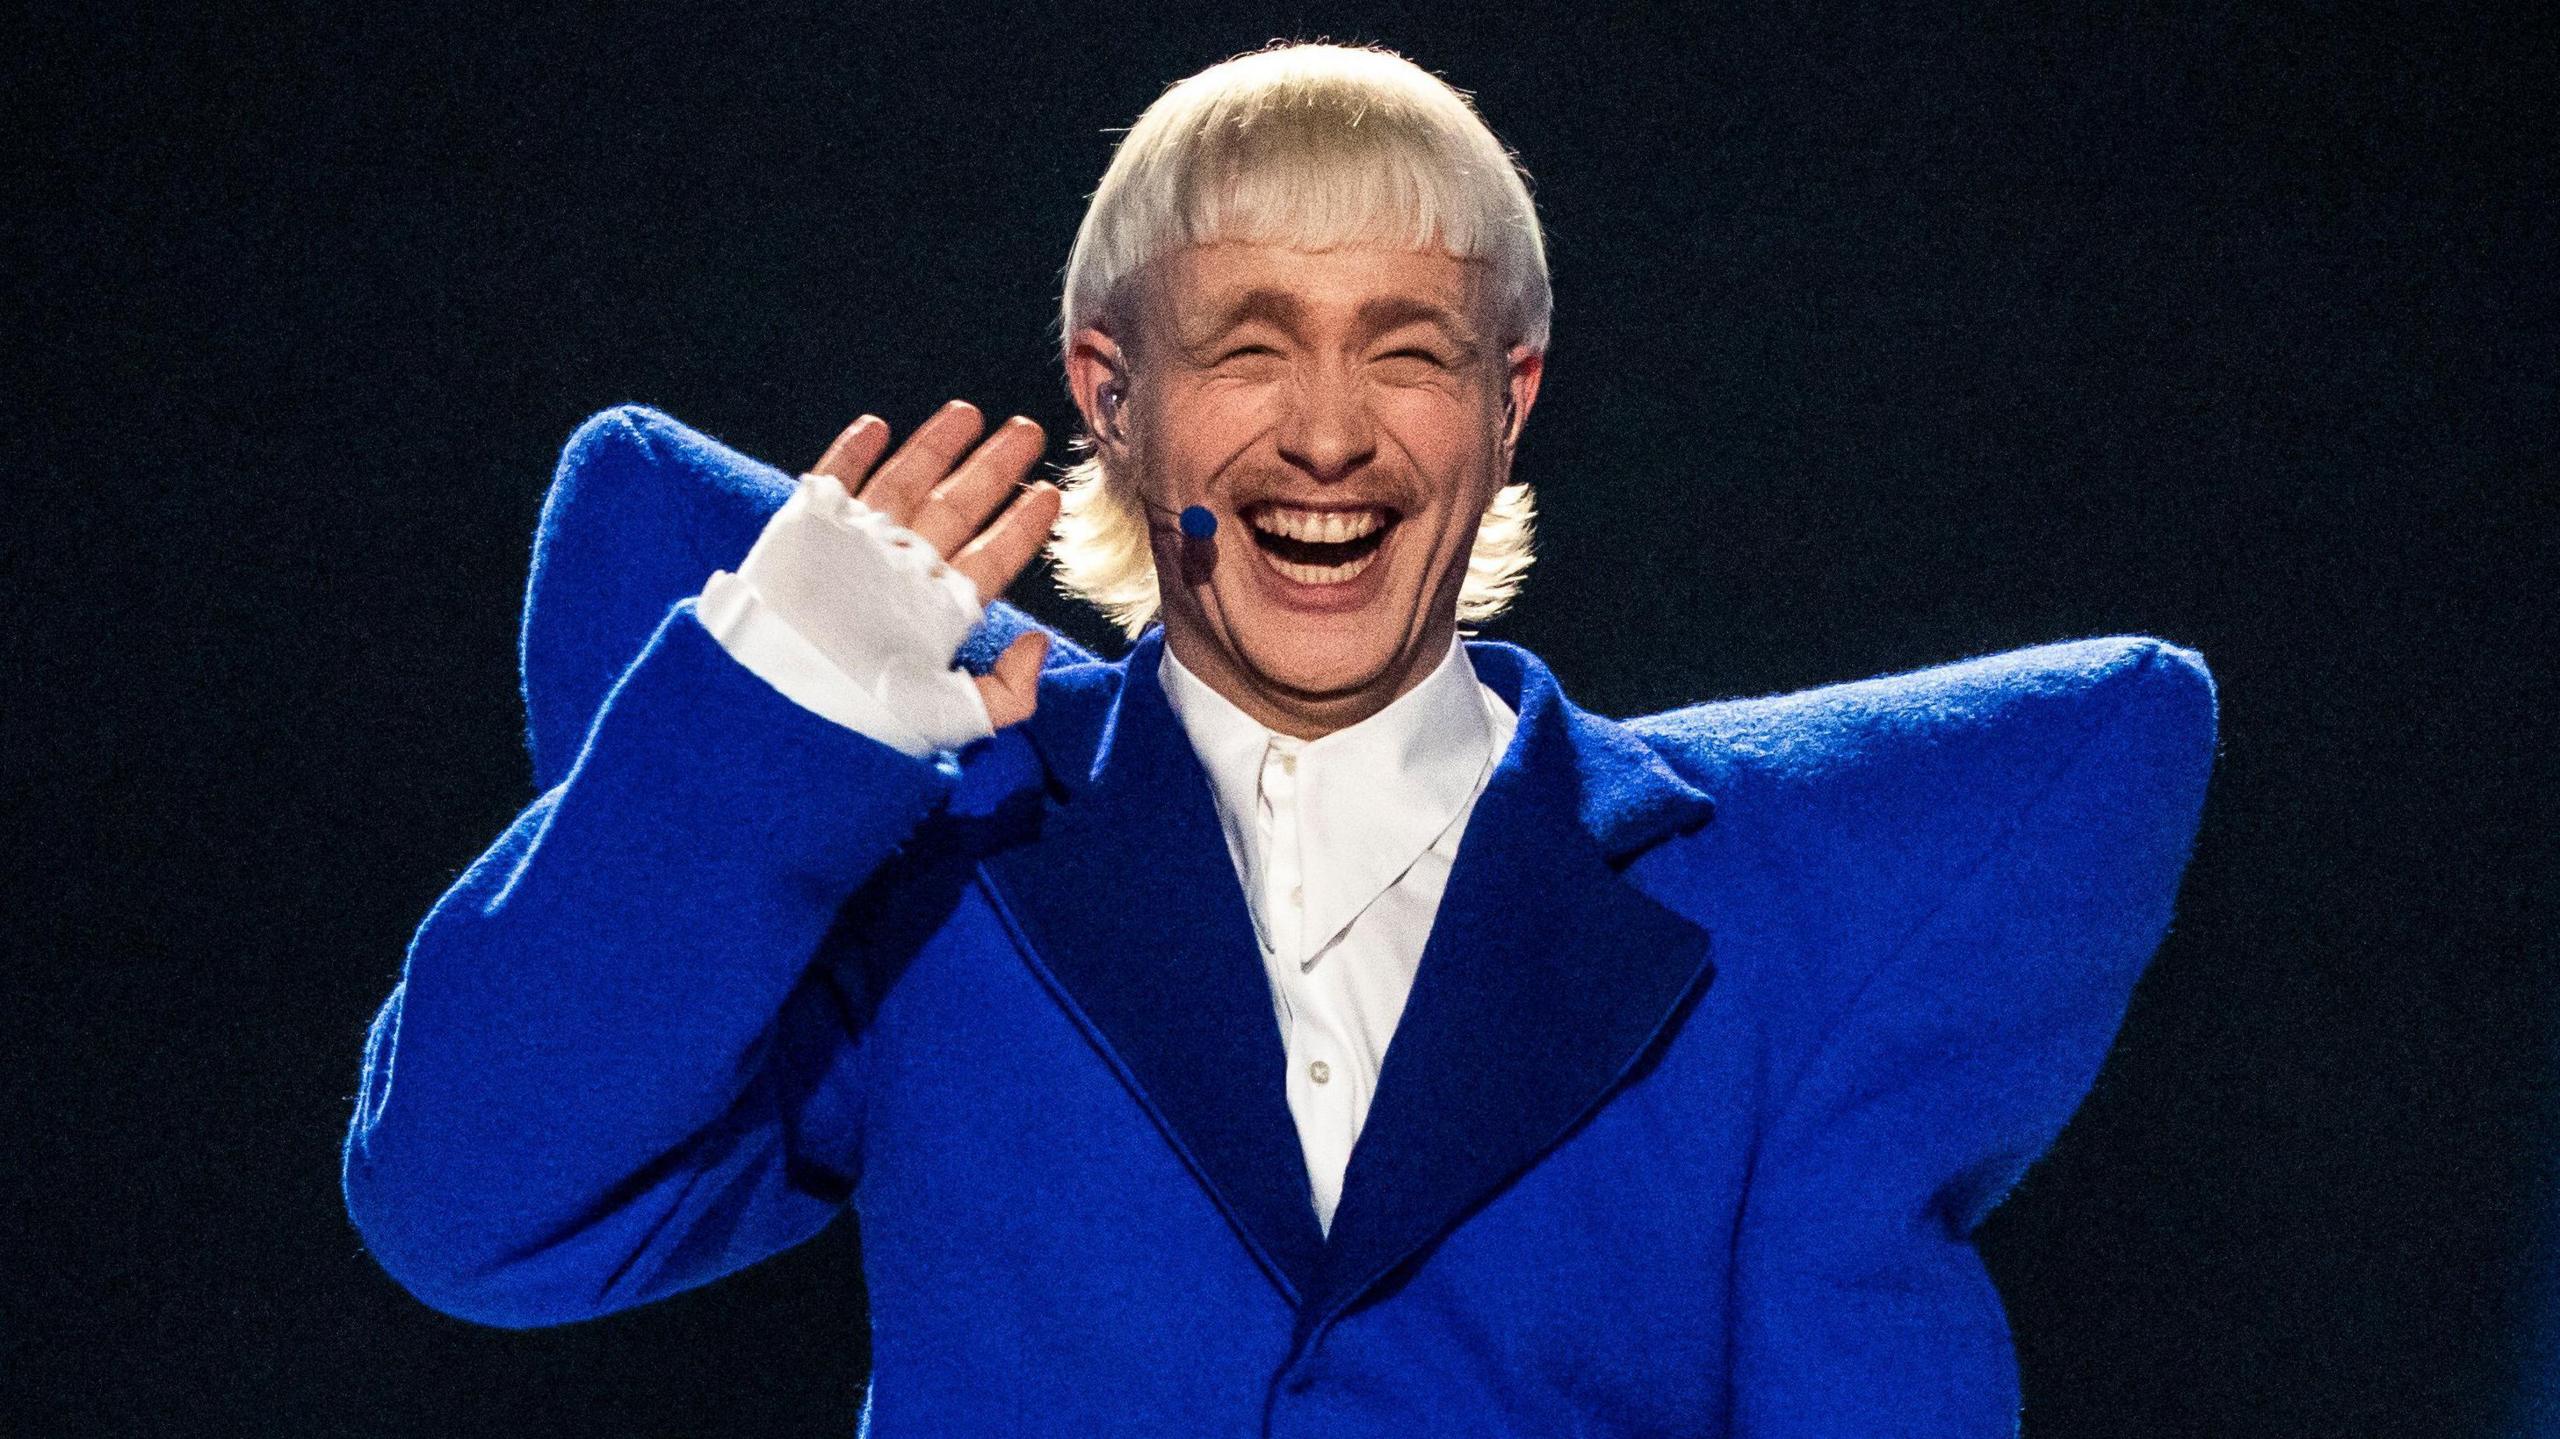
left=971, top=631, right=1719, bottom=1329
left=1297, top=640, right=1720, bottom=1341
left=977, top=629, right=1330, bottom=1303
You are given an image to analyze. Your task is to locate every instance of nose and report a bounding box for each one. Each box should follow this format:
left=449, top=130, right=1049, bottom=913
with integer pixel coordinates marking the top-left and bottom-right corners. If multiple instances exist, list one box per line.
left=1273, top=366, right=1376, bottom=485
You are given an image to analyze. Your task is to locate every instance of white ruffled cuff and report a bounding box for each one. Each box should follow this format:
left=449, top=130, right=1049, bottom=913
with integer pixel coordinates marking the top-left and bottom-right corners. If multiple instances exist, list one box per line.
left=694, top=474, right=995, bottom=758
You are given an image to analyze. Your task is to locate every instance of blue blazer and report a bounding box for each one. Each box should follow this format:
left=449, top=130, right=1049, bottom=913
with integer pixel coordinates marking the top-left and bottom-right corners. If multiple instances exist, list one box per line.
left=342, top=406, right=2219, bottom=1437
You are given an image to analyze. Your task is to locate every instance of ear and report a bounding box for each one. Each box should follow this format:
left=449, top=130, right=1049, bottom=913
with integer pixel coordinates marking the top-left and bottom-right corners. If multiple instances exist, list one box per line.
left=1499, top=343, right=1545, bottom=454
left=1065, top=326, right=1132, bottom=454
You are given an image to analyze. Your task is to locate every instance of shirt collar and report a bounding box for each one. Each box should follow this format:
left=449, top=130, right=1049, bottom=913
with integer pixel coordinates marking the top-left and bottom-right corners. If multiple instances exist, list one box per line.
left=1159, top=636, right=1512, bottom=957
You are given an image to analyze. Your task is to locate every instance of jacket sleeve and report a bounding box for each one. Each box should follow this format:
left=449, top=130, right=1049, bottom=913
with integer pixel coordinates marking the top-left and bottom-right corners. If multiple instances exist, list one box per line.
left=1728, top=640, right=2219, bottom=1436
left=340, top=406, right=990, bottom=1328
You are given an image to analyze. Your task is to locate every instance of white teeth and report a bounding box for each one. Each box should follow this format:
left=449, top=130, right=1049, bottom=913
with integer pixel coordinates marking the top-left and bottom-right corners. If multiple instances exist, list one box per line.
left=1251, top=506, right=1384, bottom=543
left=1268, top=550, right=1381, bottom=585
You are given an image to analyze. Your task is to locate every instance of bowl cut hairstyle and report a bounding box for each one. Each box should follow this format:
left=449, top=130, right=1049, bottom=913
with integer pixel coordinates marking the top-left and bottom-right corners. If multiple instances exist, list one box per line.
left=1050, top=41, right=1553, bottom=636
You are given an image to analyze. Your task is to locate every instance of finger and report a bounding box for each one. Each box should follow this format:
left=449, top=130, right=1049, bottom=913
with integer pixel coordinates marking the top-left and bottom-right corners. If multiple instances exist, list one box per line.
left=809, top=415, right=891, bottom=498
left=953, top=480, right=1063, bottom=605
left=909, top=415, right=1046, bottom=555
left=975, top=630, right=1050, bottom=731
left=860, top=400, right=985, bottom=525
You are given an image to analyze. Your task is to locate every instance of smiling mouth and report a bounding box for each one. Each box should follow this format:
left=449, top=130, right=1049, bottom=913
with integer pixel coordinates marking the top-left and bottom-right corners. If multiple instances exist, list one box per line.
left=1243, top=503, right=1399, bottom=585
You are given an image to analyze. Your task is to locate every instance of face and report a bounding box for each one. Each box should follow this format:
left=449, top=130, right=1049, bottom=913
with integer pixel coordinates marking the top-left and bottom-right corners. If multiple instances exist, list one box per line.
left=1071, top=242, right=1543, bottom=738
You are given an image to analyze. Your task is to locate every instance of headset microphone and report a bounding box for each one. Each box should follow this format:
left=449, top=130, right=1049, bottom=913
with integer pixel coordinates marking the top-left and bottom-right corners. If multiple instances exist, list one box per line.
left=1144, top=499, right=1220, bottom=541
left=1143, top=502, right=1220, bottom=585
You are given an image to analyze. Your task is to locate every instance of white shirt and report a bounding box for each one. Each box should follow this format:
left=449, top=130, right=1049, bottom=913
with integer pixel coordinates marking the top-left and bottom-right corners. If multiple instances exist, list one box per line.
left=697, top=497, right=1518, bottom=1235
left=1157, top=641, right=1516, bottom=1235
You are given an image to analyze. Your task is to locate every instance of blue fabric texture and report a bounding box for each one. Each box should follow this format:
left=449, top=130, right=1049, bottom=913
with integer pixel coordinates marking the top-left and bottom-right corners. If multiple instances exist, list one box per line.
left=343, top=406, right=2220, bottom=1436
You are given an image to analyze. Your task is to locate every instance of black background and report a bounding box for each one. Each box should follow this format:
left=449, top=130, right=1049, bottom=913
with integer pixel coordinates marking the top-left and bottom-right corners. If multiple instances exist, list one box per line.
left=10, top=3, right=2552, bottom=1434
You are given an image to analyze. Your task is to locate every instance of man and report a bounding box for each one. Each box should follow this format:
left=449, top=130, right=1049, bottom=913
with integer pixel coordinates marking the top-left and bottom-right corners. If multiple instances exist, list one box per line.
left=342, top=42, right=2218, bottom=1437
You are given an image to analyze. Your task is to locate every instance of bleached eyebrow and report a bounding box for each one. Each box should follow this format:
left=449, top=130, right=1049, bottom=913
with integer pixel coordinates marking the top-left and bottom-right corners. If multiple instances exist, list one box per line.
left=1186, top=288, right=1480, bottom=349
left=1354, top=296, right=1477, bottom=347
left=1204, top=287, right=1305, bottom=337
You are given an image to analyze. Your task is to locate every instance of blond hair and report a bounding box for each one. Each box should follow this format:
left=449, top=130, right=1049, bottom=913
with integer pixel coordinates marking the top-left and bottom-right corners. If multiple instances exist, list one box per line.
left=1050, top=41, right=1551, bottom=636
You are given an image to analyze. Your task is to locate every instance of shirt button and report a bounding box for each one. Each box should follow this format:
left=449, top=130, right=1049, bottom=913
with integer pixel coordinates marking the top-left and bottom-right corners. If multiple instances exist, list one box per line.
left=1309, top=1059, right=1330, bottom=1085
left=1278, top=751, right=1298, bottom=774
left=1288, top=885, right=1304, bottom=907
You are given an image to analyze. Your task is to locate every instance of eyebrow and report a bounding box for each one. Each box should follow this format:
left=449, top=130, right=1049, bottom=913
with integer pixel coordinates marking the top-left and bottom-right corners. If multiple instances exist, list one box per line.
left=1189, top=288, right=1480, bottom=348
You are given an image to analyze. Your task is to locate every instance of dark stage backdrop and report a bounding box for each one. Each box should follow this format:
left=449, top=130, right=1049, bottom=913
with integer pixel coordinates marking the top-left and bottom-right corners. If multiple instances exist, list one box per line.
left=10, top=4, right=2551, bottom=1435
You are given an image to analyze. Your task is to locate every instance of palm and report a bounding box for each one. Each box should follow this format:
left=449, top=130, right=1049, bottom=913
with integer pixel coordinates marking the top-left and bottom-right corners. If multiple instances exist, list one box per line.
left=805, top=402, right=1063, bottom=729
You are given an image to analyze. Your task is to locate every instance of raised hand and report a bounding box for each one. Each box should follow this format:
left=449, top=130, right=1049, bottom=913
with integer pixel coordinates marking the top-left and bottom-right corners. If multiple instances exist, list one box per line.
left=807, top=401, right=1064, bottom=729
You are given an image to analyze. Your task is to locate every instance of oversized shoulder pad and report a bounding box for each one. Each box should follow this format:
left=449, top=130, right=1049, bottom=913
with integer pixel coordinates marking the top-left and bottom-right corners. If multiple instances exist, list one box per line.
left=518, top=405, right=1086, bottom=789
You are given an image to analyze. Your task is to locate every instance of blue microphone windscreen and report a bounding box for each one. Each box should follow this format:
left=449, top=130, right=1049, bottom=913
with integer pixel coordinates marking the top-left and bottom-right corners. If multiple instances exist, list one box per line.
left=1179, top=505, right=1218, bottom=540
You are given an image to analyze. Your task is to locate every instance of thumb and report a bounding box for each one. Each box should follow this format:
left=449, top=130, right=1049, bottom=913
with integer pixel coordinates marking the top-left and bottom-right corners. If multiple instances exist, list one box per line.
left=975, top=630, right=1050, bottom=731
